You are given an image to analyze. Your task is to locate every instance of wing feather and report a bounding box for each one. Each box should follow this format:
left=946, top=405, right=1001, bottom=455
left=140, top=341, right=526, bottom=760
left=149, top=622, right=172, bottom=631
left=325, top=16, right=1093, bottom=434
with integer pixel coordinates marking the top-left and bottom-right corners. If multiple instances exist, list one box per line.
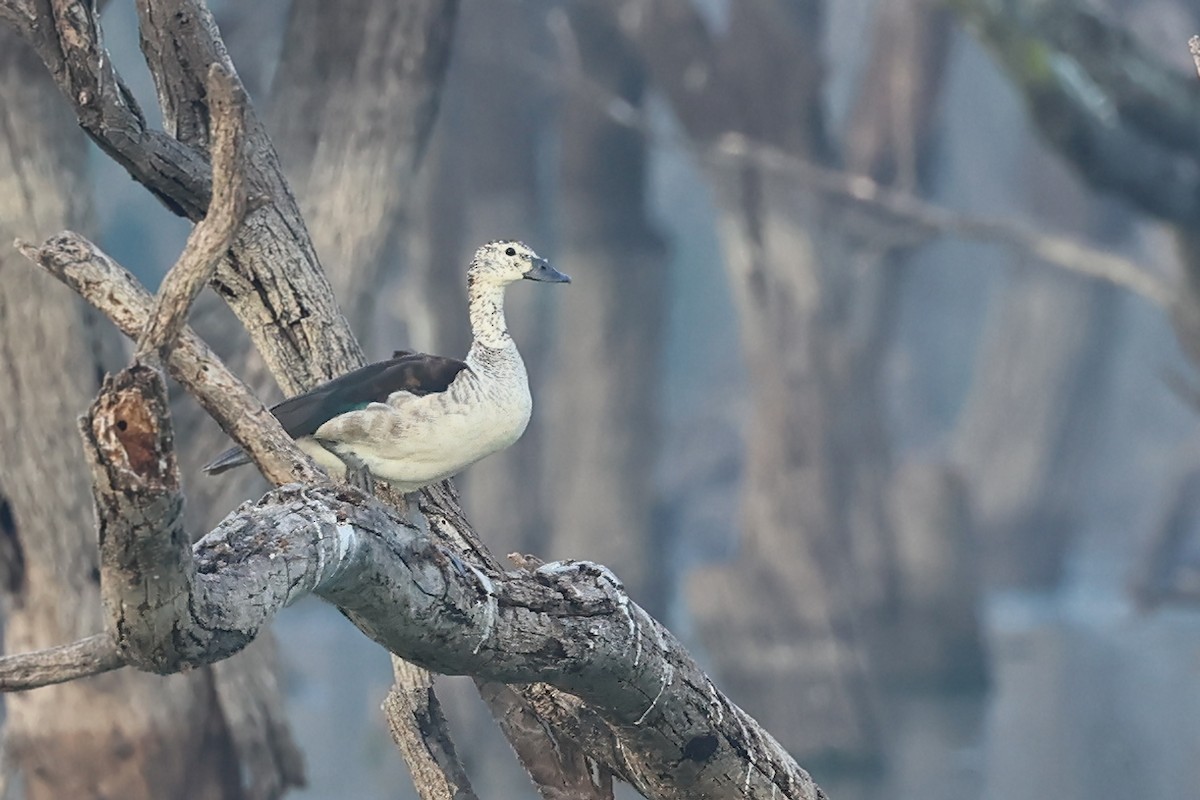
left=271, top=352, right=469, bottom=438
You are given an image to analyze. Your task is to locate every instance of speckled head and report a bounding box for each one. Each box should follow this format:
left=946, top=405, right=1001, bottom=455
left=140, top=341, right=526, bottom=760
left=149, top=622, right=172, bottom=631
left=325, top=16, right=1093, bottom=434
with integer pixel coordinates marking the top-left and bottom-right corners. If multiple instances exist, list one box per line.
left=468, top=240, right=571, bottom=287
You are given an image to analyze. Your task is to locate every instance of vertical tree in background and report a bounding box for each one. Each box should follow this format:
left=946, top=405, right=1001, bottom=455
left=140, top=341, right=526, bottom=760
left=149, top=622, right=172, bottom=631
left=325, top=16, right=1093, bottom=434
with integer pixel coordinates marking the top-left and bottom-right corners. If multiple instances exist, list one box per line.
left=625, top=0, right=986, bottom=758
left=627, top=0, right=881, bottom=762
left=548, top=0, right=669, bottom=614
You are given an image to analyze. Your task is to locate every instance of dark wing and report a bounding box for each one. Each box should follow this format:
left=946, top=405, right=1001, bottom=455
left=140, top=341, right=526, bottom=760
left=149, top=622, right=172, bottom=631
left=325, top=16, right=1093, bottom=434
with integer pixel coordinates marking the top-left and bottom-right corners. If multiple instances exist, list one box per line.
left=271, top=352, right=469, bottom=438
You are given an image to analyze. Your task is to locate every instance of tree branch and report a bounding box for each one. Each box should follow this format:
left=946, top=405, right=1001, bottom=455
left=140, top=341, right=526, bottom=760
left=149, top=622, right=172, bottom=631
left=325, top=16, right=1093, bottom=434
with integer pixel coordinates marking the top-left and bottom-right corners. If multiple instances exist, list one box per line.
left=15, top=233, right=320, bottom=487
left=383, top=657, right=478, bottom=800
left=0, top=483, right=824, bottom=800
left=711, top=135, right=1175, bottom=308
left=0, top=634, right=122, bottom=691
left=949, top=0, right=1200, bottom=225
left=135, top=64, right=248, bottom=361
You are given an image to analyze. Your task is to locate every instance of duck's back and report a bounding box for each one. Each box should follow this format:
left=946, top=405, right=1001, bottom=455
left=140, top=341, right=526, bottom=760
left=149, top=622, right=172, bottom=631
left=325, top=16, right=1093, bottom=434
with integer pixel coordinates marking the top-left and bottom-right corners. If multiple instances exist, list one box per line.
left=310, top=342, right=531, bottom=489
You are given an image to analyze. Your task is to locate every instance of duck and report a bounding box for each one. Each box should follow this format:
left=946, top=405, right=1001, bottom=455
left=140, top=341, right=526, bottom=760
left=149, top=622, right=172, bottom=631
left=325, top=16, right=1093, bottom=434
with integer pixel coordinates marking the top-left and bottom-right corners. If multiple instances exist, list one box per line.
left=203, top=240, right=569, bottom=491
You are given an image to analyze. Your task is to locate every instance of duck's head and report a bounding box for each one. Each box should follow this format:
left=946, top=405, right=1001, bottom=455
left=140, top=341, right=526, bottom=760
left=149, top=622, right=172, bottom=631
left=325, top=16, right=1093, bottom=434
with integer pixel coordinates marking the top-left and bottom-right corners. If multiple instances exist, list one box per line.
left=468, top=240, right=571, bottom=287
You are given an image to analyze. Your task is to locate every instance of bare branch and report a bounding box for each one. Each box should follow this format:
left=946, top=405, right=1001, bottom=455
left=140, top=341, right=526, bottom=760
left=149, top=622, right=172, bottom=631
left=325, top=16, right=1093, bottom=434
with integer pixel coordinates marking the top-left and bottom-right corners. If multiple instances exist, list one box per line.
left=710, top=134, right=1175, bottom=308
left=15, top=233, right=321, bottom=487
left=0, top=485, right=824, bottom=800
left=0, top=634, right=123, bottom=691
left=81, top=364, right=200, bottom=672
left=136, top=64, right=248, bottom=361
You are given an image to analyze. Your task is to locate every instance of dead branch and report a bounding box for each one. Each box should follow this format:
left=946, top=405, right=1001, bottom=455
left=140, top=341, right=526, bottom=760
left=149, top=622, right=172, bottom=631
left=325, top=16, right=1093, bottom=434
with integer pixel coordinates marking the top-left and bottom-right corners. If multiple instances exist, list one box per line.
left=15, top=234, right=318, bottom=487
left=0, top=479, right=822, bottom=800
left=0, top=634, right=122, bottom=691
left=136, top=64, right=247, bottom=362
left=384, top=657, right=479, bottom=800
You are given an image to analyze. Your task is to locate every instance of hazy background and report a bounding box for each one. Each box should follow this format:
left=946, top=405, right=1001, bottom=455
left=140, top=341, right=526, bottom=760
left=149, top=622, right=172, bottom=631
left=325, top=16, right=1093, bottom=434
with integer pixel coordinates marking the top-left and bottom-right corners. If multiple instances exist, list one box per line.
left=7, top=0, right=1200, bottom=798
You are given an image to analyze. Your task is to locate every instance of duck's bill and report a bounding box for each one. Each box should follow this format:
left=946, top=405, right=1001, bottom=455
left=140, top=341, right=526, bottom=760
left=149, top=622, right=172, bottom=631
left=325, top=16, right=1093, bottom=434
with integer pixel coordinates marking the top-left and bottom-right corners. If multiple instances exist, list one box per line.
left=523, top=258, right=571, bottom=283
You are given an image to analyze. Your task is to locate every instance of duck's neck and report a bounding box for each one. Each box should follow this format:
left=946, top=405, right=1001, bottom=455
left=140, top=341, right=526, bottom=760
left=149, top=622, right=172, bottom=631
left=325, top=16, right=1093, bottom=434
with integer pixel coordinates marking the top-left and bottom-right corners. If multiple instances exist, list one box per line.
left=467, top=279, right=512, bottom=350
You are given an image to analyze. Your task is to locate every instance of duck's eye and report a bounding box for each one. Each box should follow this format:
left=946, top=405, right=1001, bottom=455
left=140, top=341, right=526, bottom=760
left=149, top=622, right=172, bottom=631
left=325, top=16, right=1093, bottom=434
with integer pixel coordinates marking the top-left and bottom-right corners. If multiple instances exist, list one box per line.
left=505, top=246, right=517, bottom=257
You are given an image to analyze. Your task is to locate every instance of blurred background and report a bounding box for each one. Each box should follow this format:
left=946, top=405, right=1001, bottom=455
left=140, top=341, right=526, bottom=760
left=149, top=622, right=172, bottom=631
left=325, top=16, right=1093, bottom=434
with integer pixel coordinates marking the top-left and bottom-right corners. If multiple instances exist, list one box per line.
left=3, top=0, right=1200, bottom=798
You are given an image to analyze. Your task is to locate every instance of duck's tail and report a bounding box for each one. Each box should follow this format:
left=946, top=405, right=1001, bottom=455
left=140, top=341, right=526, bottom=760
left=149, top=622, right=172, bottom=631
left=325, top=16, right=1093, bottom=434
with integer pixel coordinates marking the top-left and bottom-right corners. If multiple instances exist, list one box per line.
left=203, top=446, right=251, bottom=475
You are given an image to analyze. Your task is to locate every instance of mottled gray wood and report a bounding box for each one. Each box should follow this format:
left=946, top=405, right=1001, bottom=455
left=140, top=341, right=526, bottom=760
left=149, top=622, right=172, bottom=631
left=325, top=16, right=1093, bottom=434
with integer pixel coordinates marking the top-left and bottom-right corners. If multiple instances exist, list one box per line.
left=384, top=657, right=478, bottom=800
left=136, top=64, right=248, bottom=363
left=1, top=476, right=826, bottom=800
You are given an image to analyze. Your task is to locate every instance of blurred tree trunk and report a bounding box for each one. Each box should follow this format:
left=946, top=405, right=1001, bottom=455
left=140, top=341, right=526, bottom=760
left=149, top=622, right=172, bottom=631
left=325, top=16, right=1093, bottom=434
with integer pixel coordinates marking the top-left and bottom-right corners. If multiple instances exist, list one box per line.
left=0, top=31, right=286, bottom=800
left=628, top=0, right=881, bottom=762
left=947, top=0, right=1194, bottom=590
left=950, top=114, right=1125, bottom=591
left=842, top=0, right=987, bottom=686
left=546, top=0, right=669, bottom=613
left=839, top=0, right=951, bottom=618
left=270, top=0, right=459, bottom=335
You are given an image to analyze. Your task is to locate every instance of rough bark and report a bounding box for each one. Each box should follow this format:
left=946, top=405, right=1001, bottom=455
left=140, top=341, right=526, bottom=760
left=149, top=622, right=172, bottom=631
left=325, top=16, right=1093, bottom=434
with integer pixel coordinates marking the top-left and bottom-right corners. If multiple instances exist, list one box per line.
left=1, top=464, right=827, bottom=800
left=546, top=0, right=669, bottom=613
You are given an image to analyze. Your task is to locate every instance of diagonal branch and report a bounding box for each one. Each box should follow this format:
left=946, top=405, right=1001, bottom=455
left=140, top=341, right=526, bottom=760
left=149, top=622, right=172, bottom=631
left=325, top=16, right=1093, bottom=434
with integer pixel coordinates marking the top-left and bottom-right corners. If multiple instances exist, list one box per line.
left=136, top=64, right=248, bottom=361
left=15, top=233, right=319, bottom=487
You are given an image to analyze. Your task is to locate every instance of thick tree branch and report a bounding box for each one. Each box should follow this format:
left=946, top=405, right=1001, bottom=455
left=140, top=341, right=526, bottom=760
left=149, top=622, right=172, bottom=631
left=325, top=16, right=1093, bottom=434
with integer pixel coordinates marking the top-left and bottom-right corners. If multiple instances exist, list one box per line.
left=1, top=0, right=363, bottom=391
left=950, top=0, right=1200, bottom=225
left=0, top=483, right=823, bottom=800
left=81, top=365, right=195, bottom=672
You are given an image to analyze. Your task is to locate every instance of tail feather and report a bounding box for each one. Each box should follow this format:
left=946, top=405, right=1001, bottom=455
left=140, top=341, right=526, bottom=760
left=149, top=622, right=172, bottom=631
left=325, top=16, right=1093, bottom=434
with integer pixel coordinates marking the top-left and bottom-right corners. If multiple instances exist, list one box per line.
left=203, top=446, right=252, bottom=475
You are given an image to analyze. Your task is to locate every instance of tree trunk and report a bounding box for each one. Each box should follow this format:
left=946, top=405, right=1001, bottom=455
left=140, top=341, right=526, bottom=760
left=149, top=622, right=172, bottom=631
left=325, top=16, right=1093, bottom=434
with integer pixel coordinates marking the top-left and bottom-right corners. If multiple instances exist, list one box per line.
left=687, top=165, right=880, bottom=762
left=269, top=0, right=459, bottom=335
left=625, top=0, right=882, bottom=762
left=952, top=145, right=1123, bottom=588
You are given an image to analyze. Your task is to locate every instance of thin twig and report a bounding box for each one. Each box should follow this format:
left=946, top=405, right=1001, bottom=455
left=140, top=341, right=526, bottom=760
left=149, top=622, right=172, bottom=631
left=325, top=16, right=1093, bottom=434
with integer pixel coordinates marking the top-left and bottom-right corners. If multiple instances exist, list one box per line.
left=136, top=65, right=248, bottom=362
left=0, top=634, right=123, bottom=691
